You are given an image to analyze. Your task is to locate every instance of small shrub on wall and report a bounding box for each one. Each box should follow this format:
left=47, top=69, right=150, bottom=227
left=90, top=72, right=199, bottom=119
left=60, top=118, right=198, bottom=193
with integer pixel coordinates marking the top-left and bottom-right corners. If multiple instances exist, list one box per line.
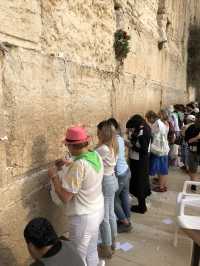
left=114, top=29, right=131, bottom=63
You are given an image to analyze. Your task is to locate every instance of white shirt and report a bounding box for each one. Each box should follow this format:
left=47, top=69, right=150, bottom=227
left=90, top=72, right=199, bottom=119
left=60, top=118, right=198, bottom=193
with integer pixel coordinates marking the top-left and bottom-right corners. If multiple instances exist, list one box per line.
left=62, top=154, right=104, bottom=216
left=96, top=144, right=117, bottom=176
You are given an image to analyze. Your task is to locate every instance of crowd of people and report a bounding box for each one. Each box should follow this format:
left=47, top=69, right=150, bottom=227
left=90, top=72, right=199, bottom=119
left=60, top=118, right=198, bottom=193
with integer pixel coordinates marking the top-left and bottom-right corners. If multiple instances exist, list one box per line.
left=23, top=101, right=200, bottom=266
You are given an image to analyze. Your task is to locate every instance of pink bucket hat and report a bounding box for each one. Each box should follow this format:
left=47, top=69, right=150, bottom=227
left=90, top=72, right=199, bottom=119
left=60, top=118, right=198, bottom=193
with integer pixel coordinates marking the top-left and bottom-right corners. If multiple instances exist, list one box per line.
left=64, top=126, right=90, bottom=144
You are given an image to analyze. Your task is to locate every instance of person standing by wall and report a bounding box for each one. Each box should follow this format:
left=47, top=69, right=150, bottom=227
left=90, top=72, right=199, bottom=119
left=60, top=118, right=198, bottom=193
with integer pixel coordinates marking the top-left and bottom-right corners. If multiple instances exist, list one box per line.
left=185, top=113, right=200, bottom=191
left=146, top=111, right=169, bottom=193
left=126, top=115, right=151, bottom=214
left=180, top=114, right=196, bottom=172
left=96, top=120, right=118, bottom=259
left=48, top=126, right=104, bottom=266
left=107, top=118, right=132, bottom=233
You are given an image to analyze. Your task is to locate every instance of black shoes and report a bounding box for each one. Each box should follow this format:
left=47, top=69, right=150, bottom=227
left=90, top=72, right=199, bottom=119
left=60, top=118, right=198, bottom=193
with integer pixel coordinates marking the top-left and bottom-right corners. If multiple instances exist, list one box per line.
left=131, top=205, right=147, bottom=214
left=117, top=222, right=132, bottom=233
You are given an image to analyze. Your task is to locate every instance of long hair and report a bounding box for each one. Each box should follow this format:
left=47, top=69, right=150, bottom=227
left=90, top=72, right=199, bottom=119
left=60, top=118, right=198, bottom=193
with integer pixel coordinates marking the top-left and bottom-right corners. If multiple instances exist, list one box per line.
left=107, top=117, right=122, bottom=135
left=145, top=110, right=159, bottom=124
left=97, top=120, right=119, bottom=157
left=159, top=109, right=169, bottom=122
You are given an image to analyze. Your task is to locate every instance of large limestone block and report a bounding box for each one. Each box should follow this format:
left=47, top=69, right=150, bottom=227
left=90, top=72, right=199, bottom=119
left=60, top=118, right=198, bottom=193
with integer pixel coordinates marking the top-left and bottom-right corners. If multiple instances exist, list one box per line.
left=0, top=0, right=41, bottom=49
left=146, top=81, right=162, bottom=111
left=124, top=30, right=161, bottom=80
left=116, top=0, right=159, bottom=37
left=1, top=48, right=72, bottom=186
left=113, top=73, right=137, bottom=123
left=69, top=64, right=113, bottom=137
left=114, top=73, right=164, bottom=123
left=162, top=86, right=187, bottom=106
left=41, top=0, right=116, bottom=70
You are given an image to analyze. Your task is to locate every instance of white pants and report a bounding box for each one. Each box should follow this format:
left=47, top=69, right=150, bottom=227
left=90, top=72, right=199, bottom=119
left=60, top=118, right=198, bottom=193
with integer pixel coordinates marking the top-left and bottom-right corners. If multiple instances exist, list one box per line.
left=69, top=209, right=104, bottom=266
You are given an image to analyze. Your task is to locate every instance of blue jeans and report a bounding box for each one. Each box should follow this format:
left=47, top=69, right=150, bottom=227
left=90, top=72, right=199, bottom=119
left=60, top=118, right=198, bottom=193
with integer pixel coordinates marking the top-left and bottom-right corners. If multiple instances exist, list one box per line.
left=115, top=168, right=131, bottom=221
left=100, top=174, right=118, bottom=246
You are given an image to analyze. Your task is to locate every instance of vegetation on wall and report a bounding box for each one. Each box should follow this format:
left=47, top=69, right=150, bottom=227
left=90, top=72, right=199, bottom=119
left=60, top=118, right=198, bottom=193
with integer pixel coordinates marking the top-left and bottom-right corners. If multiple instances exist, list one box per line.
left=114, top=29, right=131, bottom=63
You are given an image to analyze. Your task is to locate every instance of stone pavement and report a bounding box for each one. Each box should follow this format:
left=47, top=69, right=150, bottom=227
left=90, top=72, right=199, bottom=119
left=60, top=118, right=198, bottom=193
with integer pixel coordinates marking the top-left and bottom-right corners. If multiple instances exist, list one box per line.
left=108, top=168, right=194, bottom=266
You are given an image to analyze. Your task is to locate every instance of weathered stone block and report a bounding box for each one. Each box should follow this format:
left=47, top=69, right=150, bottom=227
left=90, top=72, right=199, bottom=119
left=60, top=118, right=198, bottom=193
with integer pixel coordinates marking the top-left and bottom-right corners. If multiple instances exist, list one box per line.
left=0, top=0, right=41, bottom=49
left=41, top=0, right=116, bottom=70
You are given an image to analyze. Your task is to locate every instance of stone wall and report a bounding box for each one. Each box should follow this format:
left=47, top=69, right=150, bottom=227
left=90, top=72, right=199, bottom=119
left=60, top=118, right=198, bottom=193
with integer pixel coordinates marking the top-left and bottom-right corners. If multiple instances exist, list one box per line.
left=0, top=0, right=199, bottom=265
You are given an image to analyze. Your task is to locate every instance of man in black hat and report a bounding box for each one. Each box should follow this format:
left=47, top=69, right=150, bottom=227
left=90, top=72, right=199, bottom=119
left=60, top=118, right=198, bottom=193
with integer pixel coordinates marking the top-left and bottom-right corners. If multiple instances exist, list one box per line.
left=24, top=217, right=84, bottom=266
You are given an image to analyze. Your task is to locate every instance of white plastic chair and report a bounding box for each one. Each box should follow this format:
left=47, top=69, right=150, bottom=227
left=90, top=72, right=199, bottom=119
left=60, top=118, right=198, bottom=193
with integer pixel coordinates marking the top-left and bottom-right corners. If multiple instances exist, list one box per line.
left=174, top=181, right=200, bottom=247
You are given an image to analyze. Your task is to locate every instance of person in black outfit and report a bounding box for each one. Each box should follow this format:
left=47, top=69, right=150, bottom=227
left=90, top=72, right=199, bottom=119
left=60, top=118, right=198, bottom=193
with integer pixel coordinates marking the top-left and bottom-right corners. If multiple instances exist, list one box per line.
left=185, top=113, right=200, bottom=191
left=24, top=217, right=84, bottom=266
left=126, top=115, right=152, bottom=214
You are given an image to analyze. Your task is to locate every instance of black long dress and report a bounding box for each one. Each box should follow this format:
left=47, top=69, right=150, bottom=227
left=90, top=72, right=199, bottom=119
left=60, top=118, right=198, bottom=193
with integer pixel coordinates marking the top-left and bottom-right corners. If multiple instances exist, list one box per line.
left=129, top=125, right=151, bottom=200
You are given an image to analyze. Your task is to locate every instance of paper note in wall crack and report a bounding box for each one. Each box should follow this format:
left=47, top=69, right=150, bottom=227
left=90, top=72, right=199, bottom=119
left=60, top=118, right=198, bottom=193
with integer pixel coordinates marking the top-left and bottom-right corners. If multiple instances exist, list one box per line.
left=0, top=136, right=8, bottom=141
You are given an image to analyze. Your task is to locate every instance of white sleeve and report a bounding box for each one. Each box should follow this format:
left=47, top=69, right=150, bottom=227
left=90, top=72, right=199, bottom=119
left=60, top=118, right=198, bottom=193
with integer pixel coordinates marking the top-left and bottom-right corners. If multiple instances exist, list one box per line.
left=96, top=145, right=110, bottom=160
left=61, top=161, right=84, bottom=194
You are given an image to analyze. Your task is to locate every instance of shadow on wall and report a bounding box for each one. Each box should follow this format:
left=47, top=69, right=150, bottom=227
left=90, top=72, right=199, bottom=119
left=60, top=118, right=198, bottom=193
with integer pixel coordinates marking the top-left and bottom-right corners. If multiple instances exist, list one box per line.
left=31, top=135, right=48, bottom=169
left=0, top=228, right=18, bottom=266
left=19, top=135, right=68, bottom=264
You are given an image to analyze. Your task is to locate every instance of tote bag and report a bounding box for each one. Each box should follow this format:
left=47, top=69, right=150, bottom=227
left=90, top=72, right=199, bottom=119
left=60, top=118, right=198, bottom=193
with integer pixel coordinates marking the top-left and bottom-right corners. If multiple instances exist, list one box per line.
left=151, top=131, right=169, bottom=156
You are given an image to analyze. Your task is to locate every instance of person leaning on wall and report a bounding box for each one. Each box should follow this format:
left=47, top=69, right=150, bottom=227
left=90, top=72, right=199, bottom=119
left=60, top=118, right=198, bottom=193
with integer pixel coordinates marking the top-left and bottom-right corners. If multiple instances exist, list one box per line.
left=48, top=126, right=104, bottom=266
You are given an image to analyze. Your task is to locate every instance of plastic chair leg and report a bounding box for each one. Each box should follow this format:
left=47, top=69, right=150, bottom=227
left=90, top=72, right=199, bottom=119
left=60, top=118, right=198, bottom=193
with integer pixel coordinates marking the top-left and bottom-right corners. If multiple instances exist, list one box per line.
left=173, top=225, right=179, bottom=247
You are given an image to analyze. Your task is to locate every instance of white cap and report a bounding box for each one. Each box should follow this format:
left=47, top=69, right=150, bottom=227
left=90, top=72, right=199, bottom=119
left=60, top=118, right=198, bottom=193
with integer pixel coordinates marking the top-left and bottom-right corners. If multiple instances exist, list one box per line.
left=187, top=115, right=196, bottom=122
left=168, top=105, right=174, bottom=113
left=194, top=107, right=199, bottom=113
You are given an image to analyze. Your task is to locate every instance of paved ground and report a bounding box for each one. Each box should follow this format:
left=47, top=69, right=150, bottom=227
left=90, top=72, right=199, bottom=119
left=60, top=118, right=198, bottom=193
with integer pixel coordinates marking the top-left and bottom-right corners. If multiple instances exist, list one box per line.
left=108, top=168, right=196, bottom=266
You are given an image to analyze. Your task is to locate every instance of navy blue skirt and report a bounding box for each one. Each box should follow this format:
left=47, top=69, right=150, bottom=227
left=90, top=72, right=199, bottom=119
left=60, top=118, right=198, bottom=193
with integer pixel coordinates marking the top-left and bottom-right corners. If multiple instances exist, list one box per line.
left=149, top=154, right=168, bottom=176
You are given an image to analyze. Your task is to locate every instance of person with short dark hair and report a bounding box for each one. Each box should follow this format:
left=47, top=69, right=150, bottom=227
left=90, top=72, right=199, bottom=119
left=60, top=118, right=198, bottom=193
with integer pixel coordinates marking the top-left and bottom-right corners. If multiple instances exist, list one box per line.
left=24, top=217, right=85, bottom=266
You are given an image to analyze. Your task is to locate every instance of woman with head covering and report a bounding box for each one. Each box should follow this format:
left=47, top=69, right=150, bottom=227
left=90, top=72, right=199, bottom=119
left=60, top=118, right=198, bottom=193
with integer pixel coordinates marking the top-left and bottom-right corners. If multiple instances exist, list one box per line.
left=126, top=114, right=151, bottom=214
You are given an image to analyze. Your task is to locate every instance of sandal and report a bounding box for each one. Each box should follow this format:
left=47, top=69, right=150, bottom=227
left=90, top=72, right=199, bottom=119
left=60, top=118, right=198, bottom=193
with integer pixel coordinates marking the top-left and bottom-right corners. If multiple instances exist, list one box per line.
left=153, top=186, right=167, bottom=192
left=152, top=177, right=159, bottom=185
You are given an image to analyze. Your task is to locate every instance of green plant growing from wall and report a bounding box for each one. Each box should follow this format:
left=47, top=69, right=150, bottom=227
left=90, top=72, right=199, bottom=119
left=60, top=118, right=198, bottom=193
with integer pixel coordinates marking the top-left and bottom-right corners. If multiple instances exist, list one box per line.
left=114, top=29, right=131, bottom=63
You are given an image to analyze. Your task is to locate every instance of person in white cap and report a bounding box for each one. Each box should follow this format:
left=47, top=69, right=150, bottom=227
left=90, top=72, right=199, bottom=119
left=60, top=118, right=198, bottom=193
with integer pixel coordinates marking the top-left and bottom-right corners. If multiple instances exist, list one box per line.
left=185, top=113, right=200, bottom=191
left=180, top=115, right=196, bottom=171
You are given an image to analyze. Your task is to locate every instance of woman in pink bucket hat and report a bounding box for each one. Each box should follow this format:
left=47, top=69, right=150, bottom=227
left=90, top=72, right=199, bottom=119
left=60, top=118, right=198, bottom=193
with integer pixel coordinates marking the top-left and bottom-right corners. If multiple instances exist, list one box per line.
left=48, top=126, right=104, bottom=266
